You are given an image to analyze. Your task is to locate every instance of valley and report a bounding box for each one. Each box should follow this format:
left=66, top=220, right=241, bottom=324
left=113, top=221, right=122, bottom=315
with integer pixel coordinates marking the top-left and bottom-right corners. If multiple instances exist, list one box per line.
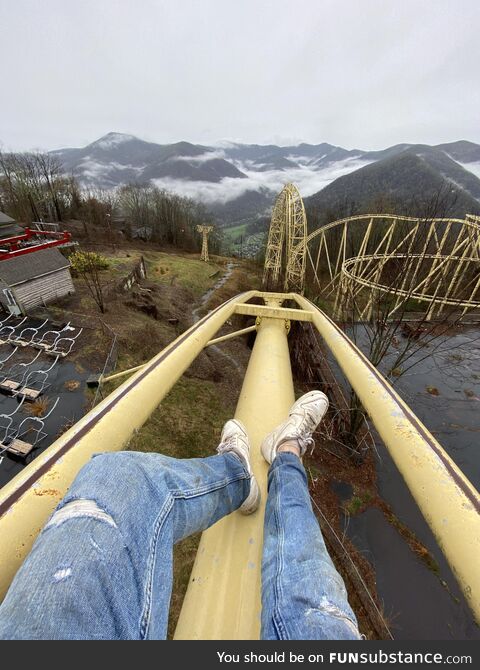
left=49, top=134, right=480, bottom=236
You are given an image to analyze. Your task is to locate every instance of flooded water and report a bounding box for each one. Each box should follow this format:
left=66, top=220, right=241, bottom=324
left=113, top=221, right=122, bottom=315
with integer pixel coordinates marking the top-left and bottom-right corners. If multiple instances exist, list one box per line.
left=0, top=265, right=240, bottom=489
left=0, top=317, right=92, bottom=488
left=335, top=325, right=480, bottom=639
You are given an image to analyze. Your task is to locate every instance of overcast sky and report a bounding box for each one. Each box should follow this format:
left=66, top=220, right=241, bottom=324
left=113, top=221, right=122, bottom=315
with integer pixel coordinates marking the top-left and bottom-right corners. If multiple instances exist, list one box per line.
left=1, top=0, right=479, bottom=152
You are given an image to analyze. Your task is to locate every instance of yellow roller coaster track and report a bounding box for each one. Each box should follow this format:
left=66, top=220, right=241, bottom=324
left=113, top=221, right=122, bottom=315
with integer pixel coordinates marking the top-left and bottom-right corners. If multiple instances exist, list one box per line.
left=0, top=188, right=479, bottom=638
left=0, top=290, right=479, bottom=637
left=263, top=183, right=308, bottom=293
left=263, top=188, right=480, bottom=320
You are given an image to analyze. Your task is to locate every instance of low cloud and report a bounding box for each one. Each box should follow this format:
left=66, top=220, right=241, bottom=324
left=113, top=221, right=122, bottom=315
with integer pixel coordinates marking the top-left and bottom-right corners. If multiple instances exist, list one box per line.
left=174, top=149, right=227, bottom=164
left=153, top=157, right=372, bottom=206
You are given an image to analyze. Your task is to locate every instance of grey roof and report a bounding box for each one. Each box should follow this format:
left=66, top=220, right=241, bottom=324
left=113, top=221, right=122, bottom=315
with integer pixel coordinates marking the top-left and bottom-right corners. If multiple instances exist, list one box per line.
left=0, top=211, right=16, bottom=225
left=0, top=223, right=24, bottom=239
left=0, top=247, right=70, bottom=287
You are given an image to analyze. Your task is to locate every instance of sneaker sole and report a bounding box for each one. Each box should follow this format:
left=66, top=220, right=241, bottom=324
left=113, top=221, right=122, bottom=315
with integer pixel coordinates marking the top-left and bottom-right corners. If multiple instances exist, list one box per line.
left=239, top=474, right=261, bottom=515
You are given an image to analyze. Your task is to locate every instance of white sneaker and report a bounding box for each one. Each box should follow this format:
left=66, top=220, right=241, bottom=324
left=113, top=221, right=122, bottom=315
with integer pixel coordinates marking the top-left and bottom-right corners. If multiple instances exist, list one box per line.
left=261, top=391, right=329, bottom=464
left=216, top=419, right=261, bottom=514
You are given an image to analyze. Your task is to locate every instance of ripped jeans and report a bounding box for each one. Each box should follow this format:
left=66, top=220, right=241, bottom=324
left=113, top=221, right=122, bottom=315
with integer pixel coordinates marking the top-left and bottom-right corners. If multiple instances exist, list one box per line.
left=0, top=451, right=360, bottom=640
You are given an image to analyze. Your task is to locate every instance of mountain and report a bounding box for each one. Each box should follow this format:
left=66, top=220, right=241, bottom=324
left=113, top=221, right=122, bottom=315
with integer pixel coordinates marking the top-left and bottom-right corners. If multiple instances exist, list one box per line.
left=434, top=140, right=480, bottom=164
left=48, top=132, right=480, bottom=227
left=304, top=150, right=480, bottom=220
left=51, top=132, right=246, bottom=188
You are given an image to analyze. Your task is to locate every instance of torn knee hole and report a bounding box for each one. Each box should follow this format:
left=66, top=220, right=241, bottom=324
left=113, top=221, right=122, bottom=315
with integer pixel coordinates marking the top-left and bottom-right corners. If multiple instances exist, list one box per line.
left=45, top=499, right=117, bottom=530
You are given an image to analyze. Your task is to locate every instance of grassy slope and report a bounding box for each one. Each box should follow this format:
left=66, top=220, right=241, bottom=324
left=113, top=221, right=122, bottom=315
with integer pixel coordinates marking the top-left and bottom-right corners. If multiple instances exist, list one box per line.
left=223, top=222, right=248, bottom=240
left=95, top=248, right=226, bottom=296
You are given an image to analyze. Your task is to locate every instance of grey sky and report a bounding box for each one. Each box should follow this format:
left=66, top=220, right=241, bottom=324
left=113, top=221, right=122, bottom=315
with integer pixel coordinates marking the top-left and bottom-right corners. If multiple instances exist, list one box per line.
left=1, top=0, right=479, bottom=152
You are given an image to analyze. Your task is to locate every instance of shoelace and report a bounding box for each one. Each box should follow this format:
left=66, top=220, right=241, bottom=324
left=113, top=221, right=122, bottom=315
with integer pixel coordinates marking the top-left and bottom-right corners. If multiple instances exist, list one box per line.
left=217, top=435, right=251, bottom=474
left=297, top=434, right=314, bottom=455
left=291, top=406, right=319, bottom=455
left=217, top=436, right=236, bottom=453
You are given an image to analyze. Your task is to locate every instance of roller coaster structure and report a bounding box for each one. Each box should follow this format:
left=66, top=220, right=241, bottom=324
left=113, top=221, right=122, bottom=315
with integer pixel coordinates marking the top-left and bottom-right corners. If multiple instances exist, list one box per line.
left=263, top=183, right=308, bottom=293
left=197, top=224, right=214, bottom=262
left=263, top=184, right=480, bottom=321
left=0, top=186, right=479, bottom=638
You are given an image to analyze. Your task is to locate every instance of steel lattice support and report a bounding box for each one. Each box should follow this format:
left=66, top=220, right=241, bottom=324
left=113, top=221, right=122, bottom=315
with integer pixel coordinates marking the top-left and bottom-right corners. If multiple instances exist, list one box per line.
left=302, top=214, right=480, bottom=321
left=197, top=225, right=213, bottom=262
left=263, top=184, right=307, bottom=293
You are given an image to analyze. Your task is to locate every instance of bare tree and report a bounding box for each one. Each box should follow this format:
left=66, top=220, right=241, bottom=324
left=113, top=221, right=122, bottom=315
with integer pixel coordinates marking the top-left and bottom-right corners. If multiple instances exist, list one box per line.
left=306, top=189, right=477, bottom=461
left=70, top=250, right=109, bottom=313
left=0, top=150, right=77, bottom=223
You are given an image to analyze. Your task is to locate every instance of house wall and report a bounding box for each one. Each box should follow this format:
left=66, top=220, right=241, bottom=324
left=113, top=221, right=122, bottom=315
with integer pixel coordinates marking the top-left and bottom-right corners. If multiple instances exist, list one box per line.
left=9, top=268, right=75, bottom=313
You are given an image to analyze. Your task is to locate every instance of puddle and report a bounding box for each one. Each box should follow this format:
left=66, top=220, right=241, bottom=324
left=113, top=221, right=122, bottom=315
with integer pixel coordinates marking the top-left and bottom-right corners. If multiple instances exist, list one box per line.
left=331, top=480, right=353, bottom=502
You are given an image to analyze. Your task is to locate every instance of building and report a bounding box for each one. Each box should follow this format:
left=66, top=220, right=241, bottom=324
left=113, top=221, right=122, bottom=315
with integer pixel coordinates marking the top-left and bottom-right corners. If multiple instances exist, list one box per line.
left=0, top=211, right=23, bottom=239
left=0, top=248, right=75, bottom=315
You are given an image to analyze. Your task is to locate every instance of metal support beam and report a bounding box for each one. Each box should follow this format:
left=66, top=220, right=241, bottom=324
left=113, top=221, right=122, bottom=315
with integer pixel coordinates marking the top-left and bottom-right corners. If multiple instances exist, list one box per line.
left=174, top=314, right=295, bottom=639
left=234, top=303, right=313, bottom=322
left=206, top=324, right=257, bottom=347
left=197, top=225, right=213, bottom=262
left=91, top=325, right=261, bottom=385
left=0, top=291, right=257, bottom=601
left=293, top=294, right=480, bottom=623
left=102, top=363, right=146, bottom=383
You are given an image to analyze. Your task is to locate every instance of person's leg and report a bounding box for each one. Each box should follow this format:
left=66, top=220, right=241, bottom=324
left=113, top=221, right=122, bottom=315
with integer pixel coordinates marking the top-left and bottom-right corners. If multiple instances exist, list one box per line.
left=0, top=421, right=259, bottom=640
left=260, top=391, right=361, bottom=640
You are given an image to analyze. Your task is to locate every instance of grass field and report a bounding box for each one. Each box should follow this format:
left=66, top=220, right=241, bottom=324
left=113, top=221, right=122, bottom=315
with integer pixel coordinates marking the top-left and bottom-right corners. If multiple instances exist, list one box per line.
left=141, top=251, right=224, bottom=296
left=222, top=223, right=248, bottom=243
left=94, top=248, right=226, bottom=297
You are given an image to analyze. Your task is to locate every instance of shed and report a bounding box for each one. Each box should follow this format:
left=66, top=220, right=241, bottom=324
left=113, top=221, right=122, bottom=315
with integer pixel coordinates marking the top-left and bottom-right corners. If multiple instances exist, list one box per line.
left=0, top=211, right=24, bottom=239
left=0, top=248, right=75, bottom=315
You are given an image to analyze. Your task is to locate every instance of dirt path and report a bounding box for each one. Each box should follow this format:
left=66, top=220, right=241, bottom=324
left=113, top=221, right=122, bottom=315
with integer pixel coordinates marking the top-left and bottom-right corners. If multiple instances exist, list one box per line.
left=191, top=261, right=237, bottom=323
left=191, top=262, right=244, bottom=376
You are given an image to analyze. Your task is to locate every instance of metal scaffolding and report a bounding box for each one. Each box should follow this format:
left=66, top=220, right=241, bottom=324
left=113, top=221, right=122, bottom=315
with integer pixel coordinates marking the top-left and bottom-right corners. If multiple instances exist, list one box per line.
left=302, top=213, right=480, bottom=320
left=263, top=184, right=307, bottom=294
left=263, top=184, right=480, bottom=320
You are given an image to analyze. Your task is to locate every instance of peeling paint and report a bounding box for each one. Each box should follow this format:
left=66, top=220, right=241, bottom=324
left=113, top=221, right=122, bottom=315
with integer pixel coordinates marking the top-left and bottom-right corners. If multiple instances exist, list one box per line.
left=33, top=488, right=61, bottom=497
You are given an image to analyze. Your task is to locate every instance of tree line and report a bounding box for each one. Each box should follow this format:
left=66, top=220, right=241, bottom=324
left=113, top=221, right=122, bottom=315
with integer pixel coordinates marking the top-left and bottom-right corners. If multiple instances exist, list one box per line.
left=0, top=150, right=220, bottom=253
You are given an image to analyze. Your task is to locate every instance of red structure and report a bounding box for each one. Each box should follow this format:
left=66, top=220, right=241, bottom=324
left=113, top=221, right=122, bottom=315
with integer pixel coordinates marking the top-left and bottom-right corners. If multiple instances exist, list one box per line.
left=0, top=228, right=71, bottom=261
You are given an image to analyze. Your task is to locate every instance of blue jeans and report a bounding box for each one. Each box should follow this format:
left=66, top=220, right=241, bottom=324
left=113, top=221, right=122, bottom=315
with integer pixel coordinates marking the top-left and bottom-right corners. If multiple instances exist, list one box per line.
left=0, top=451, right=360, bottom=640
